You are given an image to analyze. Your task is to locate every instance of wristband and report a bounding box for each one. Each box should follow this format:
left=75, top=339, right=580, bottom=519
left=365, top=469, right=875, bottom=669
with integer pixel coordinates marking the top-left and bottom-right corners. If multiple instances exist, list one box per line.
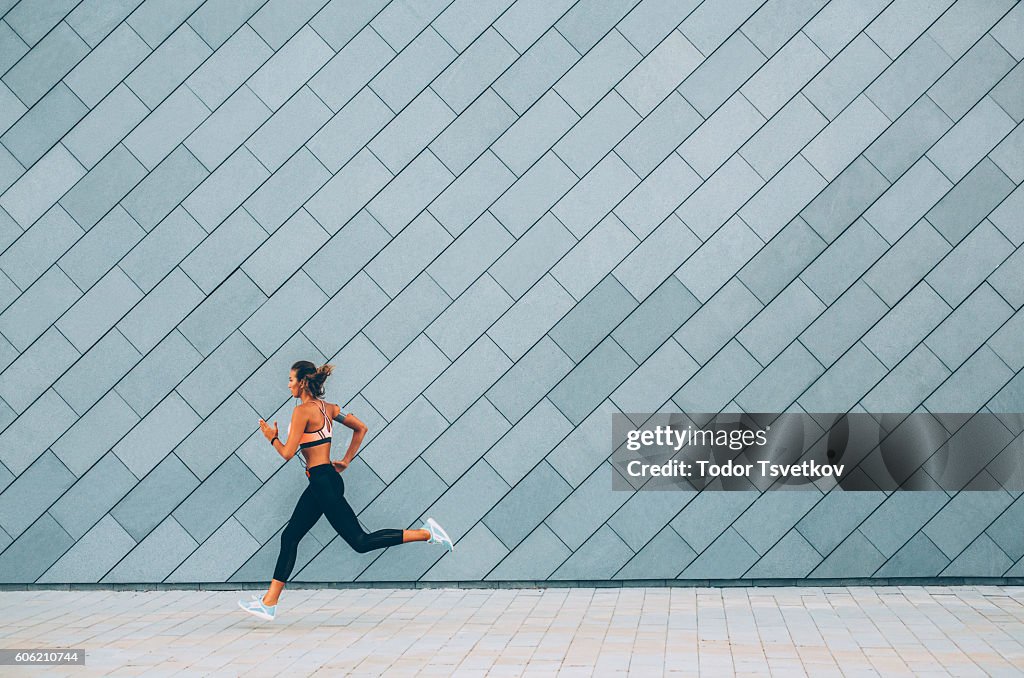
left=270, top=436, right=280, bottom=446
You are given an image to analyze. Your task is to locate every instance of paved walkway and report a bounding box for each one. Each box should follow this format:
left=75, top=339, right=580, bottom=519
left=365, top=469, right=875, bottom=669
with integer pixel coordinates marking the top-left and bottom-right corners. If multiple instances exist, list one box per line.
left=2, top=586, right=1023, bottom=676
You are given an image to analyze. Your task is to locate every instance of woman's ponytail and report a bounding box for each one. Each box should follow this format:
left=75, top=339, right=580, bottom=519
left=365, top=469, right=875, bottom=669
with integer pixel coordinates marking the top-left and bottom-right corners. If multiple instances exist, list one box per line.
left=292, top=361, right=333, bottom=398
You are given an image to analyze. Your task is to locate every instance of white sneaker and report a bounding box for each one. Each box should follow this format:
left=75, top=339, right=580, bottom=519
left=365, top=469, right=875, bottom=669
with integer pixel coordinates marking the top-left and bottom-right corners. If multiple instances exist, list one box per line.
left=422, top=517, right=454, bottom=552
left=238, top=597, right=276, bottom=621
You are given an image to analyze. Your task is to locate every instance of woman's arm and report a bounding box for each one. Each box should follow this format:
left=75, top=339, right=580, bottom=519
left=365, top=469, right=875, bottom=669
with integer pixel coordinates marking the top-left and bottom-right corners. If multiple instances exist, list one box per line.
left=334, top=408, right=368, bottom=466
left=260, top=408, right=307, bottom=461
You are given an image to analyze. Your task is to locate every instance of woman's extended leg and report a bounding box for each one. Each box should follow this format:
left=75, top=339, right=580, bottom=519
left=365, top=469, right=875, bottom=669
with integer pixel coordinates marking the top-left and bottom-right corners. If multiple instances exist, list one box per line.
left=266, top=483, right=323, bottom=605
left=311, top=472, right=428, bottom=552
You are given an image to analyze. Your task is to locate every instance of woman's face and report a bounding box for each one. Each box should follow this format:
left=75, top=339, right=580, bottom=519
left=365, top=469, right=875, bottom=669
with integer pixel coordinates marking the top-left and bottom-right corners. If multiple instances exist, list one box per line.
left=288, top=370, right=302, bottom=398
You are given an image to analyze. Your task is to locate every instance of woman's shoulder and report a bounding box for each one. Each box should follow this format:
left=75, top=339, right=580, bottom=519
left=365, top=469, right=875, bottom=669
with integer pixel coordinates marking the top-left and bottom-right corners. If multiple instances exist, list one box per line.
left=315, top=399, right=340, bottom=414
left=293, top=400, right=330, bottom=413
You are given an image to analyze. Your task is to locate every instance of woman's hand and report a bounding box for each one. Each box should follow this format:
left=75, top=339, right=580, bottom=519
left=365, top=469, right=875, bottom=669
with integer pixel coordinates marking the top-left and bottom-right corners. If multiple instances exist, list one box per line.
left=331, top=459, right=349, bottom=473
left=258, top=419, right=278, bottom=442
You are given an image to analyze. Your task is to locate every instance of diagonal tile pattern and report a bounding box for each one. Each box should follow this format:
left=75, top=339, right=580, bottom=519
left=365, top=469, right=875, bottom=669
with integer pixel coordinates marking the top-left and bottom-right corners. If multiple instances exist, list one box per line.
left=0, top=0, right=1021, bottom=585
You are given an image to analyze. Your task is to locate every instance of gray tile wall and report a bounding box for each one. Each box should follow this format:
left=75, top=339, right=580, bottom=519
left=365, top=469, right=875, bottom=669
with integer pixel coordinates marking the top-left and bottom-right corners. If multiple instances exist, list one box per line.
left=0, top=0, right=1021, bottom=584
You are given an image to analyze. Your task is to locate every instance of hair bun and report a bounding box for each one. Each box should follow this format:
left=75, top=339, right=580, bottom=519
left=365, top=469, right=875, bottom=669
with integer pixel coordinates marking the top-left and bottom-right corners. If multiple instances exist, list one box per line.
left=292, top=360, right=334, bottom=398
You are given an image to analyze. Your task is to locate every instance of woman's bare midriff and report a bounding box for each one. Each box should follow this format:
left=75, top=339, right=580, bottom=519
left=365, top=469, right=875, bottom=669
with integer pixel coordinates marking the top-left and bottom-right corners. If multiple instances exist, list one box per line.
left=301, top=446, right=332, bottom=470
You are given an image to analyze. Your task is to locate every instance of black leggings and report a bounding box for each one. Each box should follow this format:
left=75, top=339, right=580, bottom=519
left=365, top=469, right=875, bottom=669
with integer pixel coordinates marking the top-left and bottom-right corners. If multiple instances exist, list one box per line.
left=273, top=463, right=404, bottom=582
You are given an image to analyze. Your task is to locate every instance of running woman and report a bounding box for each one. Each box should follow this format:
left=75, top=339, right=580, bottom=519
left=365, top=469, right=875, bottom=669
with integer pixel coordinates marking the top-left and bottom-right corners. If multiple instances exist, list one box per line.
left=238, top=360, right=453, bottom=621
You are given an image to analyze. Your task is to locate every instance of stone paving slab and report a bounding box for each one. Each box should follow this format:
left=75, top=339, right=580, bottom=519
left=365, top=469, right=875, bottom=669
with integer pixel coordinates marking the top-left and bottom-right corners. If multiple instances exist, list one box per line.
left=1, top=585, right=1023, bottom=676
